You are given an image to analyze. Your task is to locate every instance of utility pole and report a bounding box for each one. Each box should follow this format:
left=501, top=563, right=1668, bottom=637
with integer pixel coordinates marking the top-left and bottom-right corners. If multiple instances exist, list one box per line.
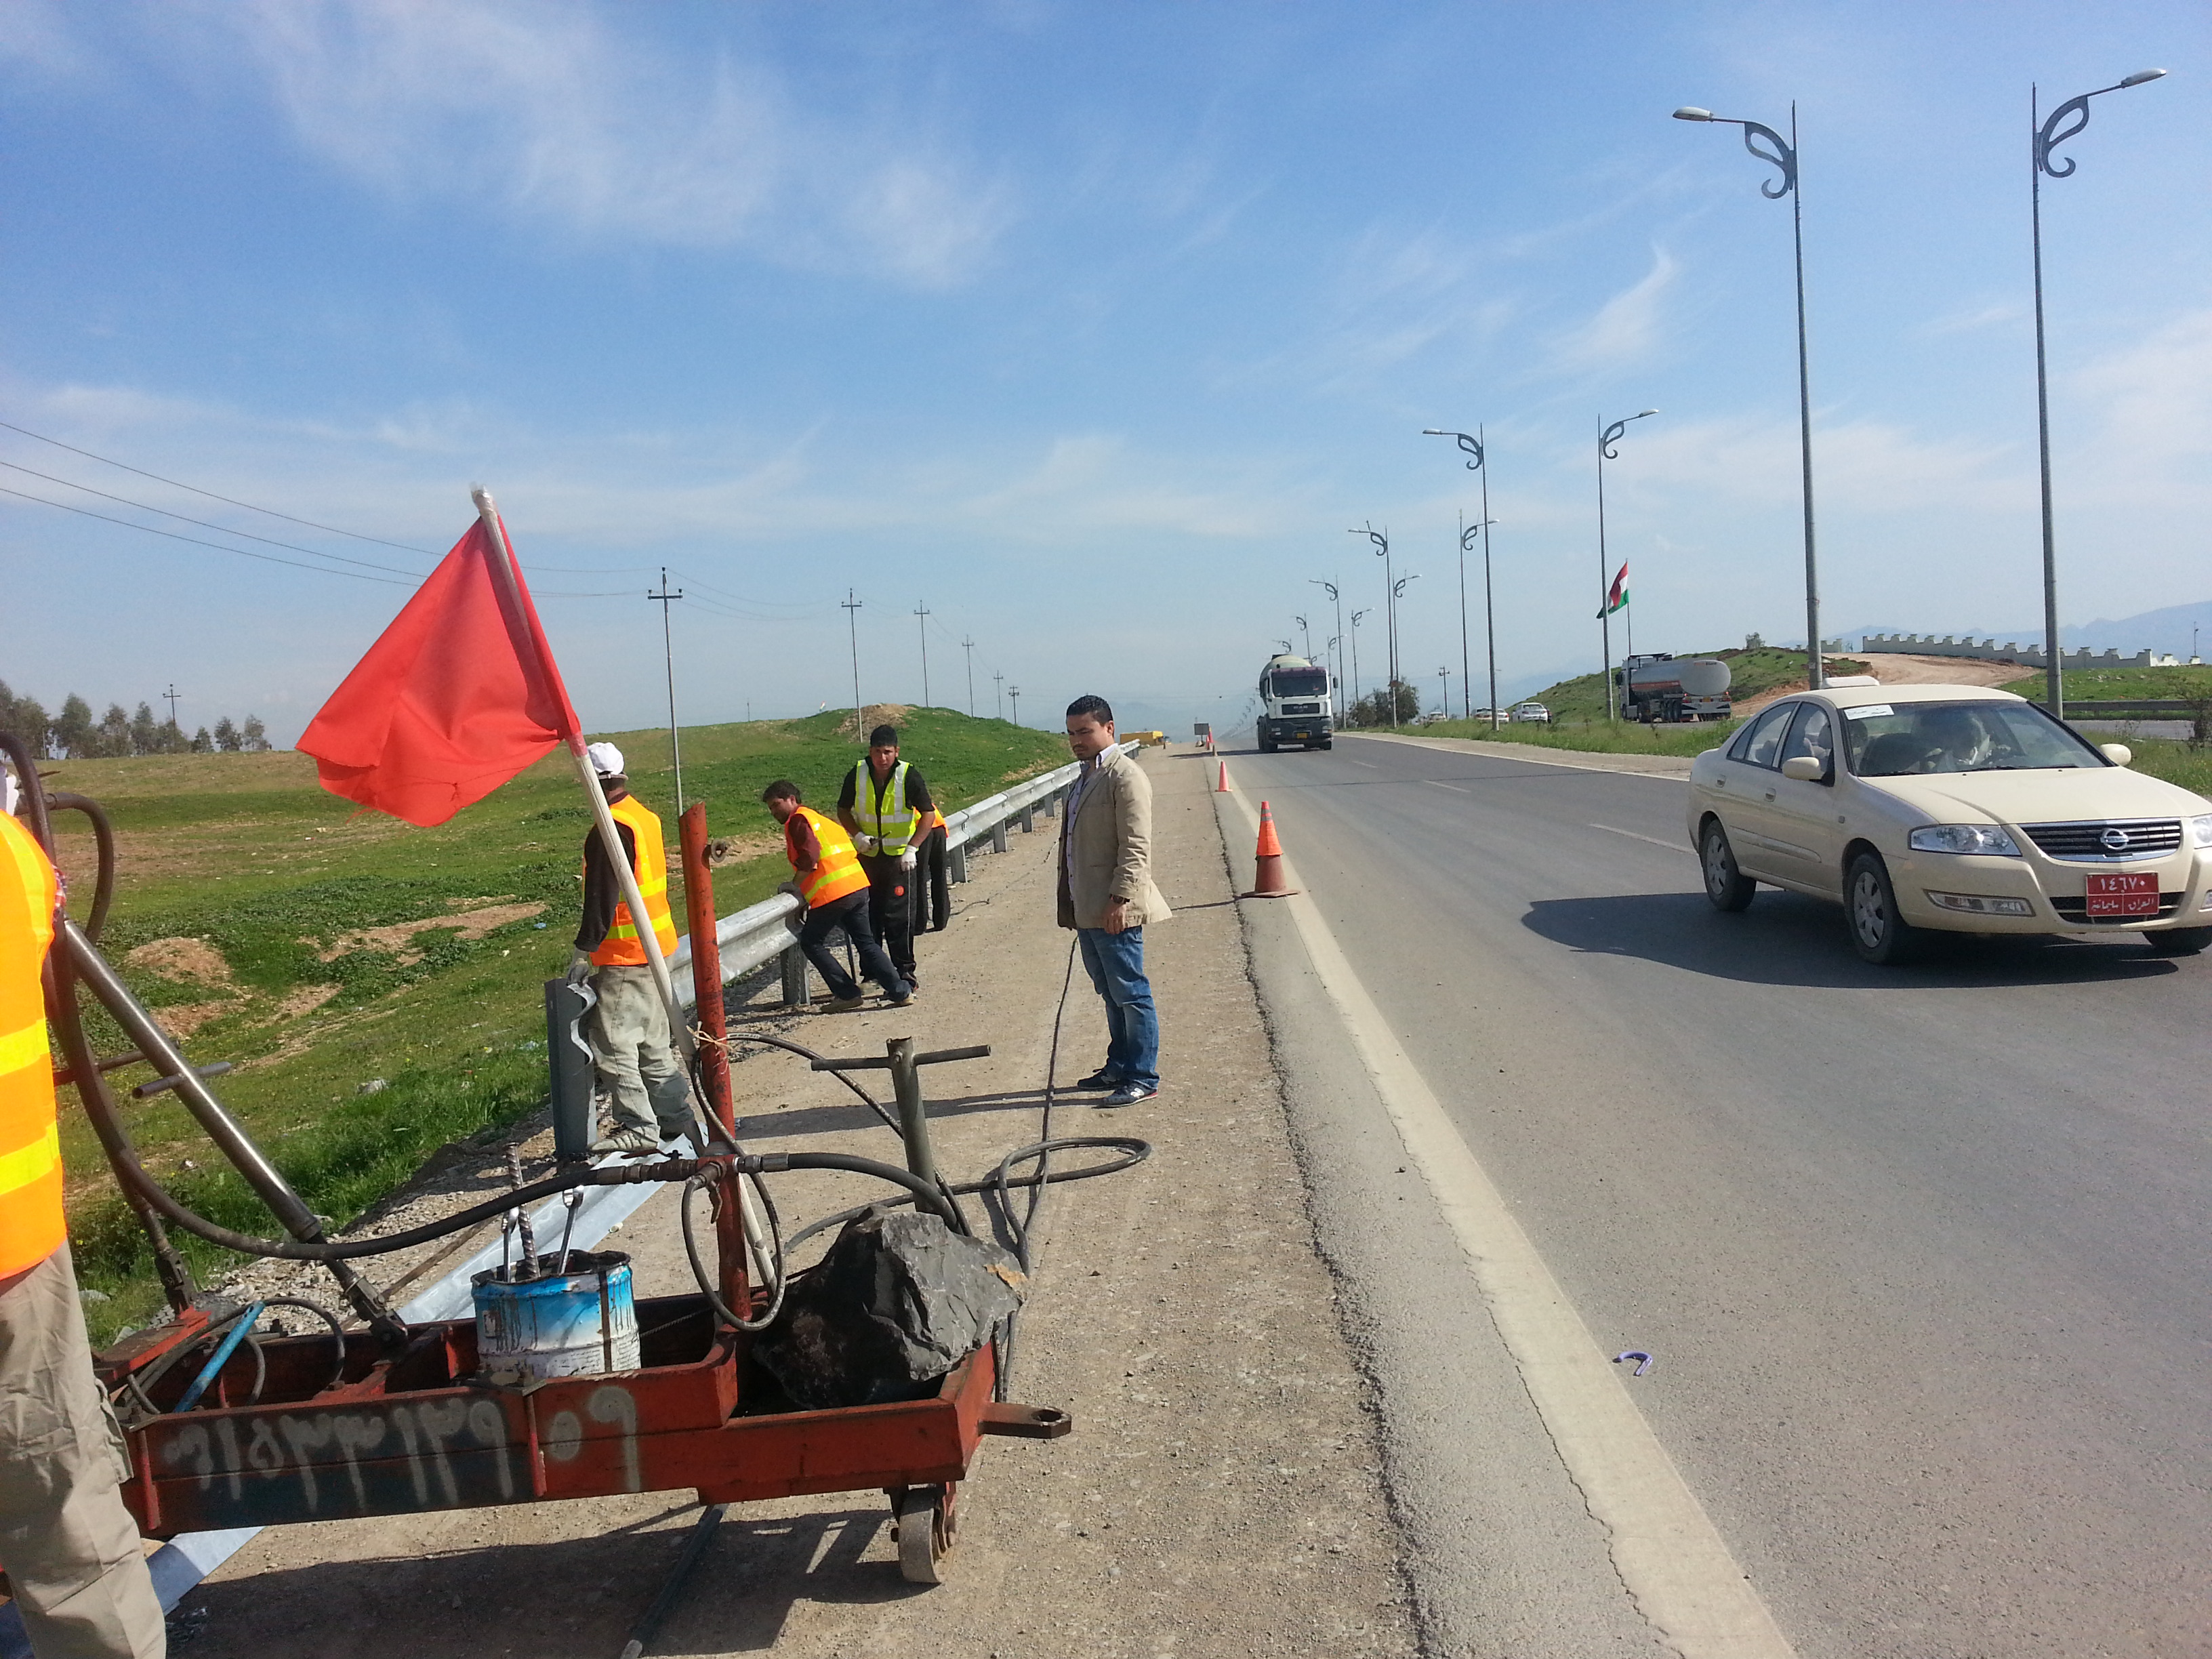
left=1008, top=686, right=1021, bottom=727
left=962, top=636, right=977, bottom=716
left=162, top=684, right=182, bottom=736
left=1438, top=665, right=1452, bottom=717
left=648, top=567, right=687, bottom=812
left=841, top=589, right=864, bottom=727
left=994, top=670, right=1004, bottom=721
left=914, top=600, right=933, bottom=707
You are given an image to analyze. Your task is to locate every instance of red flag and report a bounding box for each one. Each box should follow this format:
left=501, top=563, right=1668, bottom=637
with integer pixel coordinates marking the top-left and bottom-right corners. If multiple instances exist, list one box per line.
left=300, top=518, right=581, bottom=826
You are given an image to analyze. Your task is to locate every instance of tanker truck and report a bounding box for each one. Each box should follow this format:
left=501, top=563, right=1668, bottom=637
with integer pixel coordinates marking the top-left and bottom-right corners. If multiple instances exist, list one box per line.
left=1257, top=653, right=1334, bottom=752
left=1614, top=653, right=1732, bottom=722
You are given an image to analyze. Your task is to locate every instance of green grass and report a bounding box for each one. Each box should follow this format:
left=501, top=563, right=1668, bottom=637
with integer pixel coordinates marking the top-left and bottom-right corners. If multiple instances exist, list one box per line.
left=1995, top=664, right=2212, bottom=705
left=46, top=707, right=1069, bottom=1340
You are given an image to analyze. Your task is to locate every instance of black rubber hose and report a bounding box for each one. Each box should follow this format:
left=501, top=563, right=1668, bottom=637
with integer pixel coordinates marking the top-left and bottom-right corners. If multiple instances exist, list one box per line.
left=725, top=1030, right=900, bottom=1133
left=680, top=1171, right=787, bottom=1334
left=44, top=792, right=116, bottom=945
left=777, top=1136, right=1151, bottom=1257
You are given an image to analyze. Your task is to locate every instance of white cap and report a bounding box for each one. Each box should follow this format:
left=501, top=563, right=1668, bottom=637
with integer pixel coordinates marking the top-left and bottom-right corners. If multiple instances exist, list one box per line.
left=586, top=741, right=625, bottom=777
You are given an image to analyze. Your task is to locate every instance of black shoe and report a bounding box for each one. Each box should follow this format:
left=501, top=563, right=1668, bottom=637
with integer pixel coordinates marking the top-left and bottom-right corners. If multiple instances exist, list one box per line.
left=1100, top=1082, right=1158, bottom=1107
left=1074, top=1069, right=1123, bottom=1090
left=899, top=967, right=920, bottom=989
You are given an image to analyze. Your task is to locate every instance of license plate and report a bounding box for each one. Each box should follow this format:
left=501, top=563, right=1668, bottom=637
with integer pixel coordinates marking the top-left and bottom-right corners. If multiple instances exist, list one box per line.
left=2085, top=871, right=2159, bottom=916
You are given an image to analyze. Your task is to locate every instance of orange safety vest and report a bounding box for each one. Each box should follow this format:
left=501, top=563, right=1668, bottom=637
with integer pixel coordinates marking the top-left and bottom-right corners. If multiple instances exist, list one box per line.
left=587, top=794, right=680, bottom=968
left=0, top=813, right=66, bottom=1279
left=787, top=806, right=869, bottom=908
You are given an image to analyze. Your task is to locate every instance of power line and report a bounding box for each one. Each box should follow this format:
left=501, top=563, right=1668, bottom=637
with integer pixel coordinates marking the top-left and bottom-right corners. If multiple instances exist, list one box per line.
left=0, top=417, right=442, bottom=555
left=0, top=483, right=414, bottom=584
left=0, top=481, right=630, bottom=596
left=0, top=457, right=424, bottom=577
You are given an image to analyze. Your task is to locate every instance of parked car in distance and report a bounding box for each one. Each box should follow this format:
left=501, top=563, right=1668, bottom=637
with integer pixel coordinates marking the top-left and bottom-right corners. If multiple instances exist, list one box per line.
left=1687, top=683, right=2212, bottom=964
left=1509, top=701, right=1551, bottom=724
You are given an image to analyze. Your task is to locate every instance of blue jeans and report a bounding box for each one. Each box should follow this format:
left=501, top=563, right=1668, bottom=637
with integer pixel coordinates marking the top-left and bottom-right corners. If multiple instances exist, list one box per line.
left=1077, top=926, right=1159, bottom=1090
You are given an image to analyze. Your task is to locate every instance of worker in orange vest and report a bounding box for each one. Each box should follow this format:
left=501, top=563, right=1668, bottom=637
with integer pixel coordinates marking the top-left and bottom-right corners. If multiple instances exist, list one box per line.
left=568, top=744, right=691, bottom=1155
left=0, top=779, right=167, bottom=1658
left=761, top=780, right=910, bottom=1010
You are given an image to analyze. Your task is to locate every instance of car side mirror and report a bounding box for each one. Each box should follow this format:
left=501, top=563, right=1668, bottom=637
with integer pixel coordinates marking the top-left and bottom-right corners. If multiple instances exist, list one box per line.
left=1781, top=755, right=1828, bottom=783
left=2100, top=743, right=2133, bottom=766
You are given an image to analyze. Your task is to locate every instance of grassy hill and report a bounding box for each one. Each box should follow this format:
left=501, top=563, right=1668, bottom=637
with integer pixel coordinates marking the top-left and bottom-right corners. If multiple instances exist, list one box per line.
left=1992, top=663, right=2212, bottom=704
left=45, top=707, right=1068, bottom=1340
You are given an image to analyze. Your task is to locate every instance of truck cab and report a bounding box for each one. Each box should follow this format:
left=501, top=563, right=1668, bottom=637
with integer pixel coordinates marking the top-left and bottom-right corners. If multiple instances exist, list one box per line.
left=1258, top=655, right=1334, bottom=752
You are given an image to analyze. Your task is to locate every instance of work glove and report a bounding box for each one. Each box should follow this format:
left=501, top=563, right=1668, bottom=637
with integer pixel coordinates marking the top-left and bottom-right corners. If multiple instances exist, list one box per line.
left=775, top=880, right=806, bottom=906
left=565, top=950, right=594, bottom=987
left=899, top=847, right=917, bottom=871
left=853, top=832, right=880, bottom=857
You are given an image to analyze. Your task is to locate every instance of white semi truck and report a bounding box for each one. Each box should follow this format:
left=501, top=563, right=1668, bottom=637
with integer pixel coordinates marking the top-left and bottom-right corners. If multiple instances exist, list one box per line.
left=1615, top=653, right=1733, bottom=722
left=1256, top=653, right=1334, bottom=752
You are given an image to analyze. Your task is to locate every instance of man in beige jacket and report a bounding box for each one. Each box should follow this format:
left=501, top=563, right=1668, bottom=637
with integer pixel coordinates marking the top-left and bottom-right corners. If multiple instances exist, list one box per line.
left=1058, top=696, right=1171, bottom=1106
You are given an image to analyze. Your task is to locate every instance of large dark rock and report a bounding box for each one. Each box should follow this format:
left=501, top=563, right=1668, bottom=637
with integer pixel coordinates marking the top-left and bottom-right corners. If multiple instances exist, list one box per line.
left=754, top=1208, right=1027, bottom=1410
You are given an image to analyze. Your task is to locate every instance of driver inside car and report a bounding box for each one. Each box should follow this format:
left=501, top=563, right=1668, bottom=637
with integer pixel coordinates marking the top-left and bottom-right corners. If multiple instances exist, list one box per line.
left=1917, top=705, right=1999, bottom=773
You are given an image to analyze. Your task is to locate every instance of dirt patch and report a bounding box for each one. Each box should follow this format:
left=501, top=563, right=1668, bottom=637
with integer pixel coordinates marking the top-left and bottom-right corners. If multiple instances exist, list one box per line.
left=703, top=832, right=781, bottom=867
left=123, top=937, right=237, bottom=987
left=154, top=1000, right=241, bottom=1040
left=269, top=985, right=342, bottom=1021
left=834, top=703, right=912, bottom=738
left=1734, top=653, right=2033, bottom=719
left=314, top=901, right=547, bottom=966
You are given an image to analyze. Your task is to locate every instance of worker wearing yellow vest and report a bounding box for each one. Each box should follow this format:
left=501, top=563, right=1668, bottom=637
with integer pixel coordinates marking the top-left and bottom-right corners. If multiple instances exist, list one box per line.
left=567, top=744, right=690, bottom=1155
left=0, top=785, right=167, bottom=1658
left=836, top=725, right=942, bottom=992
left=761, top=780, right=911, bottom=1010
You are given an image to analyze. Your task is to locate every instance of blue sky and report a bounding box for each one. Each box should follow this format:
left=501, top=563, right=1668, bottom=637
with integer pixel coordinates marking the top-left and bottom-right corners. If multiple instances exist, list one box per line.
left=4, top=0, right=2207, bottom=741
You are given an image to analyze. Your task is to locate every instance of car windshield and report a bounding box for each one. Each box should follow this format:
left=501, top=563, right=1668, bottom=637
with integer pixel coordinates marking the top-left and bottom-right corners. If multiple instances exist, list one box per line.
left=1841, top=699, right=2106, bottom=777
left=1267, top=668, right=1330, bottom=697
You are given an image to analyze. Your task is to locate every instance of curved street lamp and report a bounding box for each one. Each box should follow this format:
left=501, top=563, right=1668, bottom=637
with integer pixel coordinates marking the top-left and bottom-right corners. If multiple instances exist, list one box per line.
left=2028, top=68, right=2167, bottom=720
left=1350, top=523, right=1399, bottom=708
left=1310, top=578, right=1344, bottom=700
left=1596, top=410, right=1658, bottom=720
left=1422, top=427, right=1498, bottom=727
left=1294, top=614, right=1312, bottom=659
left=1675, top=101, right=1824, bottom=695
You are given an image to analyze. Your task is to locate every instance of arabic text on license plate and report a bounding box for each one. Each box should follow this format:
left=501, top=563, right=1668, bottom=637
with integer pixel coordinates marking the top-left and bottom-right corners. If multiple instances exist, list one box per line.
left=2085, top=871, right=2159, bottom=917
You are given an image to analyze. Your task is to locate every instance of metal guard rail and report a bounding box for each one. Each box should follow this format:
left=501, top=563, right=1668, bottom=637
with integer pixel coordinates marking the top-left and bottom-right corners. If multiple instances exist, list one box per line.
left=672, top=741, right=1136, bottom=1006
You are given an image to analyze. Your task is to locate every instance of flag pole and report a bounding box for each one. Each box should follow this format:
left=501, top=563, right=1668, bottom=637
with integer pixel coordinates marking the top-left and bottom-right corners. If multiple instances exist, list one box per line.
left=470, top=491, right=695, bottom=1076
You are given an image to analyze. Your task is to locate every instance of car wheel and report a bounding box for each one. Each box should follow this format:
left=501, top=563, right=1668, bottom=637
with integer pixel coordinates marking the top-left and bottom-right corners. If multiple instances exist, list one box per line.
left=1316, top=740, right=1333, bottom=750
left=2144, top=925, right=2211, bottom=957
left=1700, top=820, right=1755, bottom=912
left=1846, top=852, right=1921, bottom=965
left=1258, top=738, right=1276, bottom=754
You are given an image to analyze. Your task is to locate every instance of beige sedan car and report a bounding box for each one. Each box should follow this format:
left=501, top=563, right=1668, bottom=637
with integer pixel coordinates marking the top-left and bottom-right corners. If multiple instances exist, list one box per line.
left=1687, top=684, right=2212, bottom=963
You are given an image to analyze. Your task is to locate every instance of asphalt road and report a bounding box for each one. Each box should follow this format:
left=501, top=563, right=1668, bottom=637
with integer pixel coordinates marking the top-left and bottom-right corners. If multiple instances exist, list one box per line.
left=1229, top=733, right=2211, bottom=1659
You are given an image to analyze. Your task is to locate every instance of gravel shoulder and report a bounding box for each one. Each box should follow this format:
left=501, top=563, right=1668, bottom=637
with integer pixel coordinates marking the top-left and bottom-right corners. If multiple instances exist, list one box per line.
left=185, top=747, right=1416, bottom=1659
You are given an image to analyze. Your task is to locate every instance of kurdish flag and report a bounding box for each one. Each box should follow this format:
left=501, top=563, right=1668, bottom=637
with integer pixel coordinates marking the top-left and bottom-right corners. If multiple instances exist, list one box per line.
left=1598, top=562, right=1629, bottom=618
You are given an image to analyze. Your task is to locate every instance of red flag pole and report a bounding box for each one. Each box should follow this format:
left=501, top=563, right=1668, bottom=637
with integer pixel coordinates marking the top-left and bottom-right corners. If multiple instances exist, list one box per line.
left=468, top=489, right=697, bottom=1080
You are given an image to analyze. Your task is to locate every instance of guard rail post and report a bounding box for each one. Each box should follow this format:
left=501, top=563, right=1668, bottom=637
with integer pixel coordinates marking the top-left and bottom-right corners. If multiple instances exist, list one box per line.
left=990, top=821, right=1009, bottom=854
left=780, top=945, right=808, bottom=1010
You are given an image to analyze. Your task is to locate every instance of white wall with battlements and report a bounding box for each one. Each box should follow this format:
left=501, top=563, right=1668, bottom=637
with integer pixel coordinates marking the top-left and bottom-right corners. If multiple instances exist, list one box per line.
left=1859, top=633, right=2184, bottom=670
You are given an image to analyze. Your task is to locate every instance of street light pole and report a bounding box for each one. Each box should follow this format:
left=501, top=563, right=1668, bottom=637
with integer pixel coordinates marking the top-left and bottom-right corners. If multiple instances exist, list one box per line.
left=1675, top=100, right=1828, bottom=693
left=1596, top=411, right=1658, bottom=721
left=1349, top=611, right=1368, bottom=715
left=1351, top=524, right=1395, bottom=718
left=1393, top=575, right=1420, bottom=724
left=2028, top=68, right=2167, bottom=721
left=1422, top=428, right=1498, bottom=726
left=648, top=567, right=687, bottom=812
left=1009, top=686, right=1021, bottom=727
left=1310, top=579, right=1344, bottom=701
left=1294, top=615, right=1312, bottom=660
left=1437, top=665, right=1452, bottom=718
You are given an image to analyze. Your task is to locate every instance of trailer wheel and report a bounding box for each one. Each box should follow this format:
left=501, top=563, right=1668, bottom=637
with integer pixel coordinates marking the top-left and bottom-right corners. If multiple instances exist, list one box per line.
left=894, top=1482, right=958, bottom=1584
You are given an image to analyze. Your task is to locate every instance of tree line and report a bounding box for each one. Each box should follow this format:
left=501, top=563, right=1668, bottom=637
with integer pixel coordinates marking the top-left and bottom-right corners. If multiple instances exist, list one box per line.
left=0, top=681, right=270, bottom=759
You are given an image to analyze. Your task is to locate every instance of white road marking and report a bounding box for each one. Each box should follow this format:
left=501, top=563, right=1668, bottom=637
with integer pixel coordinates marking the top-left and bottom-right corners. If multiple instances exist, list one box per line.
left=1225, top=791, right=1797, bottom=1659
left=1422, top=779, right=1472, bottom=794
left=1349, top=758, right=1378, bottom=769
left=1349, top=730, right=1692, bottom=783
left=1590, top=822, right=1686, bottom=852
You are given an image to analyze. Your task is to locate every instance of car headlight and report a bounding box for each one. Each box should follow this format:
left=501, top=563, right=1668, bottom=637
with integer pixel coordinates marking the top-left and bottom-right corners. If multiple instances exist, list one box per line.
left=2192, top=814, right=2212, bottom=848
left=1908, top=823, right=2023, bottom=857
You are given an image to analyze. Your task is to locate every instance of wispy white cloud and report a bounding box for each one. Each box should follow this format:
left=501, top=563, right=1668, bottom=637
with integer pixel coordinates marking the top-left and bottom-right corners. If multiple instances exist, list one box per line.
left=1919, top=300, right=2028, bottom=337
left=193, top=0, right=1013, bottom=287
left=1551, top=247, right=1678, bottom=372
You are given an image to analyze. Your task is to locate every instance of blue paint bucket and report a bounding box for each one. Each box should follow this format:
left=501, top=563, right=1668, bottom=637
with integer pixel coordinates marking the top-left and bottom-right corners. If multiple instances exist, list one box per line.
left=471, top=1250, right=640, bottom=1386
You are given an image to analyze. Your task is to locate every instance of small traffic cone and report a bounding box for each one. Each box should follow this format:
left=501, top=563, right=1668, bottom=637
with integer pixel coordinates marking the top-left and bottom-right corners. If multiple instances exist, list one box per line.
left=1216, top=759, right=1230, bottom=793
left=1244, top=800, right=1296, bottom=897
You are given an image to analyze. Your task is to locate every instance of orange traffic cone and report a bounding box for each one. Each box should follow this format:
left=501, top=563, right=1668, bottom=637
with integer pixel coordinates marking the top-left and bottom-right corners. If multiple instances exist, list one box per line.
left=1216, top=759, right=1230, bottom=793
left=1245, top=800, right=1296, bottom=897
